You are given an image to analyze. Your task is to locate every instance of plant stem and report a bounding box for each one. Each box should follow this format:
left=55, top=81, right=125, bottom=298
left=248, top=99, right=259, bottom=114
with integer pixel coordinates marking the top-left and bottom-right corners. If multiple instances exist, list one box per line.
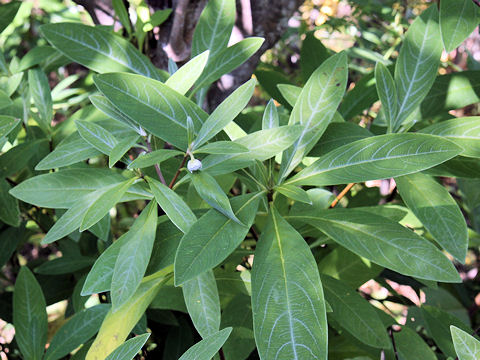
left=144, top=136, right=167, bottom=185
left=169, top=155, right=188, bottom=188
left=219, top=348, right=226, bottom=360
left=330, top=183, right=355, bottom=208
left=389, top=326, right=399, bottom=360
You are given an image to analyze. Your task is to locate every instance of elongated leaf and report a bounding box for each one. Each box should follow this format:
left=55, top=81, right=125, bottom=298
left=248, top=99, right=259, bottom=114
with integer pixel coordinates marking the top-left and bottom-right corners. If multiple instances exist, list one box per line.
left=277, top=84, right=301, bottom=107
left=278, top=51, right=348, bottom=181
left=28, top=67, right=52, bottom=129
left=194, top=38, right=264, bottom=91
left=191, top=0, right=235, bottom=58
left=10, top=169, right=146, bottom=209
left=201, top=125, right=303, bottom=175
left=40, top=23, right=161, bottom=80
left=440, top=0, right=478, bottom=52
left=80, top=177, right=136, bottom=231
left=194, top=79, right=255, bottom=149
left=147, top=177, right=196, bottom=233
left=35, top=133, right=102, bottom=170
left=390, top=326, right=436, bottom=360
left=274, top=184, right=312, bottom=204
left=0, top=139, right=48, bottom=177
left=193, top=141, right=249, bottom=155
left=128, top=149, right=183, bottom=169
left=191, top=171, right=240, bottom=223
left=375, top=62, right=397, bottom=132
left=300, top=31, right=331, bottom=82
left=111, top=201, right=157, bottom=310
left=395, top=172, right=468, bottom=262
left=183, top=270, right=221, bottom=338
left=109, top=134, right=139, bottom=167
left=251, top=206, right=328, bottom=359
left=86, top=271, right=170, bottom=360
left=165, top=51, right=209, bottom=95
left=44, top=304, right=110, bottom=360
left=178, top=328, right=232, bottom=360
left=288, top=209, right=461, bottom=282
left=89, top=95, right=141, bottom=133
left=105, top=333, right=150, bottom=360
left=451, top=325, right=480, bottom=360
left=287, top=134, right=462, bottom=186
left=0, top=115, right=20, bottom=138
left=393, top=5, right=443, bottom=130
left=112, top=0, right=132, bottom=35
left=0, top=89, right=12, bottom=110
left=0, top=178, right=20, bottom=226
left=94, top=73, right=207, bottom=150
left=0, top=1, right=21, bottom=34
left=76, top=120, right=118, bottom=155
left=174, top=192, right=262, bottom=285
left=419, top=117, right=480, bottom=158
left=13, top=266, right=47, bottom=360
left=35, top=256, right=94, bottom=275
left=262, top=99, right=279, bottom=130
left=322, top=275, right=390, bottom=349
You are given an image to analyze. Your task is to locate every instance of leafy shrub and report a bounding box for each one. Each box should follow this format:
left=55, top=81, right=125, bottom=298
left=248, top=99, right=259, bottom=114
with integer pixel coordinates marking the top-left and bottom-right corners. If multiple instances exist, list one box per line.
left=1, top=0, right=480, bottom=359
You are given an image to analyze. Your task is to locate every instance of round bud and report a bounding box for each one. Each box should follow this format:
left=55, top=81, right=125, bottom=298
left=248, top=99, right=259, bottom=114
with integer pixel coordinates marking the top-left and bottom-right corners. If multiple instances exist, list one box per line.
left=187, top=158, right=202, bottom=172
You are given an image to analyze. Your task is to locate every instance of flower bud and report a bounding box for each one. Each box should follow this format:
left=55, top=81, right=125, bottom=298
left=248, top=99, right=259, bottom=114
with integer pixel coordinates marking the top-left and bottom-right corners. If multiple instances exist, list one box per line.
left=187, top=158, right=202, bottom=172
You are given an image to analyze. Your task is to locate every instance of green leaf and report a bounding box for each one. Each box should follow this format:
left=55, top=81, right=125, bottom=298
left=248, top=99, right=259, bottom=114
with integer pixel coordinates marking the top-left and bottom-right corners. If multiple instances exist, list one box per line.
left=111, top=201, right=157, bottom=310
left=109, top=134, right=139, bottom=167
left=34, top=256, right=94, bottom=275
left=0, top=139, right=48, bottom=177
left=287, top=134, right=462, bottom=186
left=451, top=325, right=480, bottom=360
left=395, top=172, right=468, bottom=262
left=165, top=51, right=209, bottom=95
left=194, top=79, right=256, bottom=149
left=191, top=0, right=235, bottom=59
left=278, top=51, right=348, bottom=182
left=87, top=271, right=170, bottom=359
left=422, top=305, right=471, bottom=357
left=13, top=266, right=47, bottom=360
left=28, top=67, right=52, bottom=129
left=194, top=38, right=264, bottom=91
left=174, top=192, right=262, bottom=285
left=375, top=62, right=397, bottom=132
left=193, top=141, right=249, bottom=155
left=44, top=304, right=110, bottom=360
left=76, top=120, right=118, bottom=155
left=322, top=275, right=390, bottom=349
left=112, top=0, right=132, bottom=35
left=393, top=5, right=443, bottom=130
left=104, top=333, right=150, bottom=360
left=288, top=209, right=461, bottom=283
left=274, top=184, right=312, bottom=204
left=128, top=149, right=183, bottom=169
left=89, top=95, right=142, bottom=134
left=0, top=115, right=20, bottom=138
left=262, top=99, right=279, bottom=130
left=183, top=270, right=221, bottom=338
left=393, top=326, right=437, bottom=360
left=201, top=125, right=303, bottom=175
left=419, top=116, right=480, bottom=158
left=300, top=31, right=331, bottom=82
left=147, top=177, right=196, bottom=233
left=277, top=84, right=301, bottom=107
left=190, top=171, right=240, bottom=223
left=94, top=73, right=207, bottom=150
left=178, top=327, right=232, bottom=360
left=80, top=177, right=136, bottom=231
left=339, top=69, right=378, bottom=120
left=10, top=169, right=147, bottom=209
left=0, top=89, right=13, bottom=110
left=34, top=132, right=102, bottom=170
left=251, top=206, right=328, bottom=359
left=0, top=1, right=21, bottom=34
left=40, top=23, right=161, bottom=80
left=0, top=178, right=20, bottom=226
left=440, top=0, right=478, bottom=52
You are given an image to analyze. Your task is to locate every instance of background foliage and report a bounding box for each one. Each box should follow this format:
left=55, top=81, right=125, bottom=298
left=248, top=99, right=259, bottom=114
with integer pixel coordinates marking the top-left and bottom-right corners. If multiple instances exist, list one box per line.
left=1, top=0, right=480, bottom=359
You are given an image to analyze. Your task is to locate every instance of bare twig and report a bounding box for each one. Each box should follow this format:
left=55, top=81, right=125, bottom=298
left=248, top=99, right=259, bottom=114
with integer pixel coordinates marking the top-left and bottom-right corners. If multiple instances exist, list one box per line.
left=330, top=183, right=355, bottom=208
left=169, top=155, right=188, bottom=188
left=145, top=136, right=167, bottom=185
